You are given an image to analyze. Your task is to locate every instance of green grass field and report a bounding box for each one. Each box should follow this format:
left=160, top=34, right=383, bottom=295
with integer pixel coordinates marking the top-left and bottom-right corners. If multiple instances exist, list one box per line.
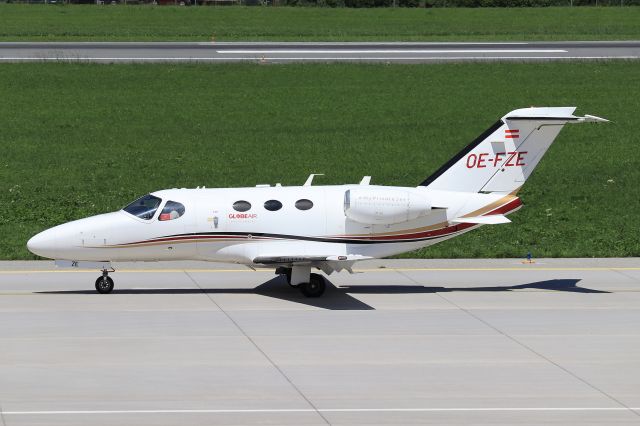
left=1, top=61, right=639, bottom=259
left=1, top=5, right=640, bottom=41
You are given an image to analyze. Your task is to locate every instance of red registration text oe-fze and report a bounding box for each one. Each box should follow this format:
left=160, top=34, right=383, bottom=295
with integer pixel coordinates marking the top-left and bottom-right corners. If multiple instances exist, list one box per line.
left=466, top=151, right=527, bottom=168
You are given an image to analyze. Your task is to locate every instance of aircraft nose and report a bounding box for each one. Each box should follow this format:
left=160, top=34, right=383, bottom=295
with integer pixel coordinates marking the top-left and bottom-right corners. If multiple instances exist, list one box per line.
left=27, top=228, right=57, bottom=259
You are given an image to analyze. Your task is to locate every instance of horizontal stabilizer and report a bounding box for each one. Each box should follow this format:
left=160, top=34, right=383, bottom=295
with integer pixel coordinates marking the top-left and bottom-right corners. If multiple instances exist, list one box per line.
left=452, top=215, right=511, bottom=225
left=579, top=114, right=610, bottom=123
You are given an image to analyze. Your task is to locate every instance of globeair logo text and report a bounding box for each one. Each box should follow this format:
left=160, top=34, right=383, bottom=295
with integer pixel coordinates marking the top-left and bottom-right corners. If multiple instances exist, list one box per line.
left=229, top=213, right=257, bottom=219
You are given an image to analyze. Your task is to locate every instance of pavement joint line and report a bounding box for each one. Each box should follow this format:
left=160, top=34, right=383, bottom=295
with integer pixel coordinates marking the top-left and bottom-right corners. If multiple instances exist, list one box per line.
left=397, top=269, right=640, bottom=419
left=0, top=401, right=7, bottom=426
left=610, top=268, right=640, bottom=284
left=182, top=271, right=331, bottom=426
left=2, top=267, right=640, bottom=274
left=4, top=407, right=640, bottom=415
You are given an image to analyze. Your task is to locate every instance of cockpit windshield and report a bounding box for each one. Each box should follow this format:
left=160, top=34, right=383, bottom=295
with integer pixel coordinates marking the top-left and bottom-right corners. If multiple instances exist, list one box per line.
left=123, top=194, right=162, bottom=220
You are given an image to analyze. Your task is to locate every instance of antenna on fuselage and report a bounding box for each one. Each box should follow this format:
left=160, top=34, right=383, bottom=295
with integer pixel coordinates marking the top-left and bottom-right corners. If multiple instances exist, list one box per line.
left=303, top=174, right=324, bottom=186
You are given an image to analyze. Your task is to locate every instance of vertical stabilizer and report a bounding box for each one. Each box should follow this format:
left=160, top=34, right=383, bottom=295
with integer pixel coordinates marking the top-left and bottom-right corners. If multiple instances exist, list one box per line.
left=419, top=107, right=607, bottom=194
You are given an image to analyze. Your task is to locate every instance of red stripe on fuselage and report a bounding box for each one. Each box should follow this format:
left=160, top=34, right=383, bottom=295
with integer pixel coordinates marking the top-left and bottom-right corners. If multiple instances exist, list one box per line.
left=115, top=235, right=272, bottom=247
left=344, top=222, right=476, bottom=241
left=113, top=197, right=523, bottom=246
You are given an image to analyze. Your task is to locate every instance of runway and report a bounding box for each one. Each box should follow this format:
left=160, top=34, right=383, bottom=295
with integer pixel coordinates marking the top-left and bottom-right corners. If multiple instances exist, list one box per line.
left=1, top=258, right=639, bottom=425
left=0, top=41, right=639, bottom=63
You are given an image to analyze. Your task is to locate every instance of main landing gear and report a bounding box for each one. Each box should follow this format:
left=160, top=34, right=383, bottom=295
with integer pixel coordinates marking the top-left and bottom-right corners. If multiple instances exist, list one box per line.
left=95, top=268, right=115, bottom=294
left=301, top=274, right=326, bottom=298
left=276, top=266, right=326, bottom=298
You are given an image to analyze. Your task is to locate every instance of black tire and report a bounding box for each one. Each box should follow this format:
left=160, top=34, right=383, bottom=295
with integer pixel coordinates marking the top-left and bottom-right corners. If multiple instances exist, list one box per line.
left=299, top=273, right=325, bottom=298
left=95, top=276, right=114, bottom=294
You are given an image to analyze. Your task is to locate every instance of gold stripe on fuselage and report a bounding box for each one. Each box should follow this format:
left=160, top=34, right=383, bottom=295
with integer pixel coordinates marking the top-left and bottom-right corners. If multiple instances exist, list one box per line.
left=460, top=187, right=521, bottom=218
left=334, top=221, right=449, bottom=238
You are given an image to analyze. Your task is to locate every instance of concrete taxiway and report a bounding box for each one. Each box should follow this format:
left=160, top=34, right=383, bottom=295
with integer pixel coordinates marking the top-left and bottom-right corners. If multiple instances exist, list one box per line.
left=0, top=258, right=639, bottom=425
left=0, top=41, right=639, bottom=63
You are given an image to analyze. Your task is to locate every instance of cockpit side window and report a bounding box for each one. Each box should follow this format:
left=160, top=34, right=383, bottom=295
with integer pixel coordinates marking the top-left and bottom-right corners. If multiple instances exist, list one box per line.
left=158, top=200, right=186, bottom=221
left=123, top=194, right=162, bottom=220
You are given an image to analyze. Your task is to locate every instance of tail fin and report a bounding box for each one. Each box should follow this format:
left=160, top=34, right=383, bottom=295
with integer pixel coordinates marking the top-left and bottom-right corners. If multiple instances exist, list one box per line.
left=419, top=107, right=608, bottom=193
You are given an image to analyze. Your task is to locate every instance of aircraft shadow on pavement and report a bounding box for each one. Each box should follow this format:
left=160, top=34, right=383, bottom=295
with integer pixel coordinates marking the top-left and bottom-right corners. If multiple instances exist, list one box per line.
left=36, top=276, right=374, bottom=310
left=341, top=278, right=609, bottom=295
left=37, top=278, right=606, bottom=311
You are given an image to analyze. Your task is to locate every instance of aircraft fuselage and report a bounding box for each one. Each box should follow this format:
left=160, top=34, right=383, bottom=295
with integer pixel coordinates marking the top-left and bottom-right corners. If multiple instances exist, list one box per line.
left=28, top=184, right=520, bottom=265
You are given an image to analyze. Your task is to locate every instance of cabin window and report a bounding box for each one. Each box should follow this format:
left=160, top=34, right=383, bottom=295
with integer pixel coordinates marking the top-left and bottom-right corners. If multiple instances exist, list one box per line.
left=158, top=201, right=186, bottom=221
left=264, top=200, right=283, bottom=211
left=295, top=199, right=314, bottom=211
left=233, top=200, right=251, bottom=212
left=123, top=194, right=162, bottom=220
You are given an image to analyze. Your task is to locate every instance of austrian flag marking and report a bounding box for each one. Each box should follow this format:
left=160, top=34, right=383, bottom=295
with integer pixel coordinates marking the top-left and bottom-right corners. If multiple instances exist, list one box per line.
left=505, top=129, right=520, bottom=139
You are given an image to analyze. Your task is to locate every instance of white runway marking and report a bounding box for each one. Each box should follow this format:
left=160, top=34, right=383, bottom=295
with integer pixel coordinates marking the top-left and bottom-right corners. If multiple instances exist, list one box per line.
left=1, top=56, right=638, bottom=63
left=199, top=41, right=531, bottom=46
left=219, top=49, right=567, bottom=54
left=4, top=407, right=638, bottom=415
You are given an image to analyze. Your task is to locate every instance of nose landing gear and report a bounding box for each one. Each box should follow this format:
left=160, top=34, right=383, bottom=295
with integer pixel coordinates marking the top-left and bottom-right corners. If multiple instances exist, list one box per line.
left=95, top=268, right=114, bottom=294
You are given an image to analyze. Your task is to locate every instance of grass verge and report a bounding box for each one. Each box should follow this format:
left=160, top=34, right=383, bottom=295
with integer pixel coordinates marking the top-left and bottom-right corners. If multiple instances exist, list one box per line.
left=1, top=5, right=640, bottom=41
left=1, top=61, right=639, bottom=259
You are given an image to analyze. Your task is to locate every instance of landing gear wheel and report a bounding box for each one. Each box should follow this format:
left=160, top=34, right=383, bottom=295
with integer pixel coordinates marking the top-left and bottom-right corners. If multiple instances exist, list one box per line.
left=299, top=273, right=325, bottom=298
left=95, top=276, right=114, bottom=294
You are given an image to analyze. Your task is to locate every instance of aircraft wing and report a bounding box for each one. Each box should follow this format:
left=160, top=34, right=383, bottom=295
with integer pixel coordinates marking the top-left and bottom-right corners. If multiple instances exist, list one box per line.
left=253, top=254, right=372, bottom=274
left=451, top=215, right=511, bottom=225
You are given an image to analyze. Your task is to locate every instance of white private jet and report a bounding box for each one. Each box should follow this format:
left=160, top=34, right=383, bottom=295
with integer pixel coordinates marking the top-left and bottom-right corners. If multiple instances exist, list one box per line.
left=27, top=107, right=607, bottom=297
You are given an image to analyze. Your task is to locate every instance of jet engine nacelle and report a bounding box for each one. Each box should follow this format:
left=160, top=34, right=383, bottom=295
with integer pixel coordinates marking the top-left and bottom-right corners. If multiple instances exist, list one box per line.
left=344, top=187, right=431, bottom=225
